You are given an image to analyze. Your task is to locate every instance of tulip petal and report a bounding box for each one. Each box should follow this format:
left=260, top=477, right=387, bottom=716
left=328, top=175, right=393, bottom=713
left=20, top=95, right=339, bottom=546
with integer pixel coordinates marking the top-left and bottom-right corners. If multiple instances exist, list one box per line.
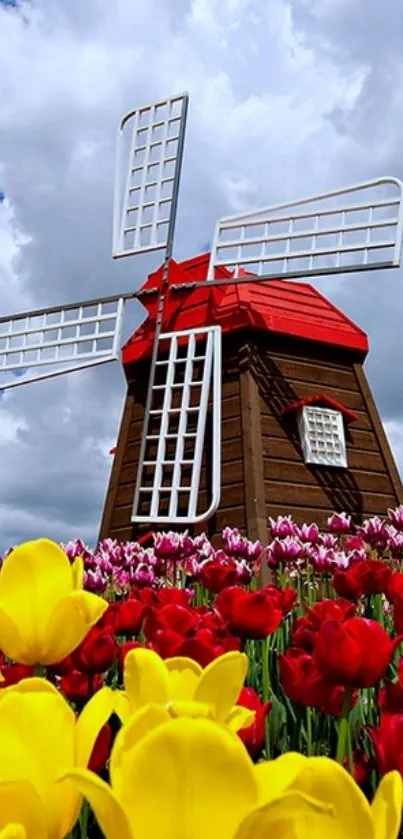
left=0, top=779, right=46, bottom=838
left=118, top=717, right=259, bottom=839
left=114, top=691, right=132, bottom=725
left=286, top=756, right=374, bottom=837
left=76, top=687, right=114, bottom=767
left=0, top=606, right=29, bottom=664
left=0, top=695, right=47, bottom=784
left=165, top=656, right=203, bottom=700
left=234, top=791, right=345, bottom=839
left=71, top=557, right=84, bottom=590
left=123, top=648, right=169, bottom=713
left=0, top=686, right=78, bottom=836
left=110, top=705, right=170, bottom=797
left=254, top=753, right=308, bottom=803
left=167, top=700, right=214, bottom=720
left=371, top=771, right=403, bottom=839
left=42, top=591, right=108, bottom=664
left=61, top=769, right=132, bottom=839
left=2, top=677, right=61, bottom=697
left=0, top=540, right=72, bottom=636
left=0, top=827, right=26, bottom=839
left=225, top=706, right=256, bottom=733
left=193, top=652, right=248, bottom=723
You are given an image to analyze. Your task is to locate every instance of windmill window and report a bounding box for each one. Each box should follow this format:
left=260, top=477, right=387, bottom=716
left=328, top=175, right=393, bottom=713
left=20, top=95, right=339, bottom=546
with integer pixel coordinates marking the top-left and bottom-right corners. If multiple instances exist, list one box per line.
left=297, top=405, right=347, bottom=468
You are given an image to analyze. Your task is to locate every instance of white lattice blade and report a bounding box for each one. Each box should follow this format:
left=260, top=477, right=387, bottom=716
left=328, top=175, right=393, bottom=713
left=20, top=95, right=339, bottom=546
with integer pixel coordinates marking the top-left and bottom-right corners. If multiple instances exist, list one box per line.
left=207, top=176, right=403, bottom=281
left=0, top=296, right=125, bottom=390
left=113, top=92, right=188, bottom=260
left=132, top=325, right=221, bottom=524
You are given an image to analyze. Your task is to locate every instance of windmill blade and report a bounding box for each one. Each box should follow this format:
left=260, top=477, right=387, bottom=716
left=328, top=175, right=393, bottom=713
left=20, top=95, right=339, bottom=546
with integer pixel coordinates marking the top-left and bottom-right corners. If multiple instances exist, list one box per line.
left=113, top=92, right=189, bottom=260
left=132, top=325, right=222, bottom=525
left=207, top=176, right=403, bottom=282
left=0, top=295, right=125, bottom=390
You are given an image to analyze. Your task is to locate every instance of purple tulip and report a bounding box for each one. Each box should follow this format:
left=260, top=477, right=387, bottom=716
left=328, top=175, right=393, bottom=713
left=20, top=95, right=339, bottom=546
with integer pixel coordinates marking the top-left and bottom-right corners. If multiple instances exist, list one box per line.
left=327, top=512, right=351, bottom=535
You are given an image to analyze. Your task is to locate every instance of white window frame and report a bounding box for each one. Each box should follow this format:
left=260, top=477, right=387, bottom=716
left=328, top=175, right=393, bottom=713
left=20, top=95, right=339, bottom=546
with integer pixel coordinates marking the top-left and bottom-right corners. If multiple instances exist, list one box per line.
left=297, top=405, right=347, bottom=468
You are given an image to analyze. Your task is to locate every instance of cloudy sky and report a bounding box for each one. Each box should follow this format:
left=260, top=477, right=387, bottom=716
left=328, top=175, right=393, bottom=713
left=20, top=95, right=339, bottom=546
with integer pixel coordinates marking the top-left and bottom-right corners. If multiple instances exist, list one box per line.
left=0, top=0, right=402, bottom=550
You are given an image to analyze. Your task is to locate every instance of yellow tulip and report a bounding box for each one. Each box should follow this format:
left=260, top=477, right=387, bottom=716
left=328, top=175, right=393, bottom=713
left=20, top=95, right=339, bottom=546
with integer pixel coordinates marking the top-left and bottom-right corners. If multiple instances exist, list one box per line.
left=0, top=539, right=108, bottom=665
left=114, top=648, right=254, bottom=732
left=0, top=677, right=113, bottom=839
left=64, top=714, right=403, bottom=839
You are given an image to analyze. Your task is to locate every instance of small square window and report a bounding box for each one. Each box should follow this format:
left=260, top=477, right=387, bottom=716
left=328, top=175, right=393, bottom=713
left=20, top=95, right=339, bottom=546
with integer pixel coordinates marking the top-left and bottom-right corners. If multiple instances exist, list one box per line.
left=297, top=405, right=347, bottom=468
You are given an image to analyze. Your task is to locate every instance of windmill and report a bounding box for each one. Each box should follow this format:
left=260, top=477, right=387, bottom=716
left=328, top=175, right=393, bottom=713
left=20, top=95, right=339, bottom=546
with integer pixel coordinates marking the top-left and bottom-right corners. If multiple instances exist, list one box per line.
left=1, top=91, right=403, bottom=541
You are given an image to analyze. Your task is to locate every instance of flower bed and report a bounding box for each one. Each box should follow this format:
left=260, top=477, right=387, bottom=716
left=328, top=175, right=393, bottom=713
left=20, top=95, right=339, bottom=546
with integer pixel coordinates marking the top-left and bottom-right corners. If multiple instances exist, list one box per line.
left=1, top=508, right=403, bottom=836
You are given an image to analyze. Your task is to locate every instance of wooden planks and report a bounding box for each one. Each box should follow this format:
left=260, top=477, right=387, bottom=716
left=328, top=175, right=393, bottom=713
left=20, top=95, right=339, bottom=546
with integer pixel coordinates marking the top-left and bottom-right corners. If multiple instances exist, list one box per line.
left=252, top=334, right=401, bottom=525
left=98, top=387, right=136, bottom=540
left=239, top=346, right=269, bottom=544
left=263, top=458, right=394, bottom=494
left=353, top=363, right=403, bottom=503
left=102, top=326, right=402, bottom=544
left=107, top=341, right=246, bottom=543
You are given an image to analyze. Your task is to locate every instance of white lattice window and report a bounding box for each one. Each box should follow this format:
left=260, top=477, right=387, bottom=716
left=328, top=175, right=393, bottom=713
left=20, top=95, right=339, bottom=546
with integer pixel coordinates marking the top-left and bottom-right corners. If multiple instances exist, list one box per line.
left=131, top=325, right=222, bottom=524
left=0, top=297, right=125, bottom=389
left=113, top=93, right=188, bottom=259
left=207, top=177, right=403, bottom=282
left=297, top=405, right=347, bottom=468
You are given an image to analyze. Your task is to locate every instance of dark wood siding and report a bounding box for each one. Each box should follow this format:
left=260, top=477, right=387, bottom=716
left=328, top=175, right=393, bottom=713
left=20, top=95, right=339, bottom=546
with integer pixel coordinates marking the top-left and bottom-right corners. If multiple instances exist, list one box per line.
left=250, top=333, right=402, bottom=529
left=100, top=341, right=246, bottom=544
left=100, top=330, right=402, bottom=542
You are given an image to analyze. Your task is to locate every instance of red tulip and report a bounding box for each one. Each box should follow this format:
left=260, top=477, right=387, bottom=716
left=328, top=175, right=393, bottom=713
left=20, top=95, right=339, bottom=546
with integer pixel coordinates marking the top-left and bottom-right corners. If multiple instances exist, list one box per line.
left=236, top=687, right=271, bottom=759
left=135, top=586, right=193, bottom=608
left=60, top=671, right=103, bottom=704
left=109, top=599, right=145, bottom=636
left=279, top=647, right=356, bottom=717
left=215, top=586, right=283, bottom=640
left=144, top=603, right=200, bottom=642
left=152, top=626, right=240, bottom=667
left=88, top=723, right=113, bottom=775
left=314, top=617, right=403, bottom=688
left=386, top=571, right=403, bottom=602
left=291, top=598, right=355, bottom=653
left=368, top=713, right=403, bottom=776
left=263, top=584, right=298, bottom=615
left=0, top=664, right=33, bottom=687
left=49, top=654, right=76, bottom=676
left=386, top=573, right=403, bottom=633
left=73, top=628, right=117, bottom=675
left=332, top=559, right=392, bottom=600
left=344, top=749, right=371, bottom=788
left=379, top=658, right=403, bottom=713
left=198, top=557, right=239, bottom=594
left=194, top=607, right=228, bottom=633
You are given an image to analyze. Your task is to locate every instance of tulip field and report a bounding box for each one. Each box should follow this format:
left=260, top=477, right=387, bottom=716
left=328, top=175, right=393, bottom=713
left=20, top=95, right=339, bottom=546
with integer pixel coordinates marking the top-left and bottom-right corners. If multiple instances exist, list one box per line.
left=2, top=511, right=403, bottom=836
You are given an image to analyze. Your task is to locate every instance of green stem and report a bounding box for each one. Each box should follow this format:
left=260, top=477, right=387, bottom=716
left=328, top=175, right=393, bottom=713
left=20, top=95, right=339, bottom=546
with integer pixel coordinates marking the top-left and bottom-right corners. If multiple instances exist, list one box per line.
left=347, top=726, right=354, bottom=775
left=336, top=687, right=353, bottom=765
left=261, top=636, right=271, bottom=759
left=33, top=664, right=45, bottom=678
left=306, top=562, right=313, bottom=606
left=306, top=705, right=313, bottom=756
left=79, top=801, right=89, bottom=839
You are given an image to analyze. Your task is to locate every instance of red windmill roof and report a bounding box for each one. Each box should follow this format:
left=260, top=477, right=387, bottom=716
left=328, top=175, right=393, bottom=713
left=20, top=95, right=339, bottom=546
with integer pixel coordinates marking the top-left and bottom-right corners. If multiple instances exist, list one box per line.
left=122, top=252, right=368, bottom=367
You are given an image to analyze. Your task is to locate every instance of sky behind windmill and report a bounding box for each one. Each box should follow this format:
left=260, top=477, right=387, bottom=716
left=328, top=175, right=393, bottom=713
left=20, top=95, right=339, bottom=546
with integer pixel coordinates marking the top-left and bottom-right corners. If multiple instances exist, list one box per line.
left=0, top=0, right=402, bottom=550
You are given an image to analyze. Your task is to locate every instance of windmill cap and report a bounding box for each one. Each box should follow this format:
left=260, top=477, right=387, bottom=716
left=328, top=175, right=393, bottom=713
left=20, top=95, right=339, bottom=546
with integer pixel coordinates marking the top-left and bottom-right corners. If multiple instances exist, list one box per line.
left=122, top=252, right=369, bottom=367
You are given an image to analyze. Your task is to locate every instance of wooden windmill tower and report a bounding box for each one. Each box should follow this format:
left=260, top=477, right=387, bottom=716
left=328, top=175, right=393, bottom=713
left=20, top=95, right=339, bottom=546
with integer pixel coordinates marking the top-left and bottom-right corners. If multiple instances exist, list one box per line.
left=0, top=91, right=402, bottom=545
